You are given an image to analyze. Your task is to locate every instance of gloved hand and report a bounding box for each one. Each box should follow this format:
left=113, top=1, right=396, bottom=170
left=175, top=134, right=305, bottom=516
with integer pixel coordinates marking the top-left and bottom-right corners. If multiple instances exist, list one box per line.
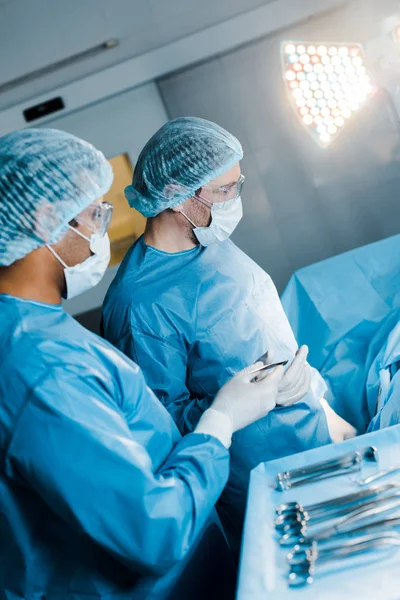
left=320, top=398, right=358, bottom=443
left=276, top=345, right=311, bottom=407
left=195, top=362, right=284, bottom=448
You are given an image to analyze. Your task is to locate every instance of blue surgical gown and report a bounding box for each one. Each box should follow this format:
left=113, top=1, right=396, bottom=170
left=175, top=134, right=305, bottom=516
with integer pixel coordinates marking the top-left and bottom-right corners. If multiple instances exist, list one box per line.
left=101, top=237, right=331, bottom=548
left=366, top=308, right=400, bottom=431
left=0, top=294, right=235, bottom=600
left=282, top=234, right=400, bottom=432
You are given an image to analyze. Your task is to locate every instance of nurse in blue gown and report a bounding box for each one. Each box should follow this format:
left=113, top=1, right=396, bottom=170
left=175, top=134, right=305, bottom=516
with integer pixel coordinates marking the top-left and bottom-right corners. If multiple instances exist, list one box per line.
left=0, top=128, right=287, bottom=599
left=101, top=118, right=354, bottom=550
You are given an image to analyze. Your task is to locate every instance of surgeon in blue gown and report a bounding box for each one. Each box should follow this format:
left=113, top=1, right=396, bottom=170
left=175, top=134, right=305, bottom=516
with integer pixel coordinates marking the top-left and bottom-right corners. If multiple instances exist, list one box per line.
left=0, top=128, right=289, bottom=600
left=101, top=117, right=355, bottom=550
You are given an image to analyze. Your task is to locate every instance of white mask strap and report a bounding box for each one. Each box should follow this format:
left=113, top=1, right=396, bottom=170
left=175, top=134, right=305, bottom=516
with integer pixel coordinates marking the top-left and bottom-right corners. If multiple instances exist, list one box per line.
left=46, top=226, right=92, bottom=269
left=179, top=210, right=198, bottom=229
left=68, top=224, right=91, bottom=242
left=46, top=244, right=68, bottom=269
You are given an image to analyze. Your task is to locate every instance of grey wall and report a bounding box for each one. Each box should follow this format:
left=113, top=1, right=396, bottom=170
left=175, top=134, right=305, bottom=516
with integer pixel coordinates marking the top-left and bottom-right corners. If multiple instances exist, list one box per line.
left=157, top=1, right=400, bottom=292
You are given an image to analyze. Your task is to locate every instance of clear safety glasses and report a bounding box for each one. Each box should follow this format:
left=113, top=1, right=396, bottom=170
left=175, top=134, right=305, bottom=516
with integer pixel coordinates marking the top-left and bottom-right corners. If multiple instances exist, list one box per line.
left=196, top=174, right=245, bottom=206
left=73, top=201, right=114, bottom=237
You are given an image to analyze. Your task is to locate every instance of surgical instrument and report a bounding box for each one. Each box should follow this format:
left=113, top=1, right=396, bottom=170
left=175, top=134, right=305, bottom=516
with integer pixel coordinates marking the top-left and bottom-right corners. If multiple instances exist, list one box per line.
left=280, top=493, right=400, bottom=546
left=287, top=533, right=400, bottom=587
left=249, top=360, right=288, bottom=382
left=275, top=484, right=399, bottom=531
left=287, top=515, right=400, bottom=564
left=275, top=482, right=396, bottom=517
left=358, top=465, right=400, bottom=487
left=275, top=446, right=378, bottom=491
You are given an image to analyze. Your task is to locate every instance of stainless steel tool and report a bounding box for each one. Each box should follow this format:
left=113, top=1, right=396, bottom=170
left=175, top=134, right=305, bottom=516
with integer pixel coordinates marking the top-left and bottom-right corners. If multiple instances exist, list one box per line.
left=275, top=483, right=396, bottom=517
left=275, top=484, right=400, bottom=534
left=249, top=360, right=288, bottom=382
left=287, top=533, right=400, bottom=587
left=358, top=465, right=400, bottom=486
left=287, top=515, right=400, bottom=564
left=280, top=492, right=400, bottom=547
left=274, top=483, right=397, bottom=531
left=275, top=446, right=378, bottom=492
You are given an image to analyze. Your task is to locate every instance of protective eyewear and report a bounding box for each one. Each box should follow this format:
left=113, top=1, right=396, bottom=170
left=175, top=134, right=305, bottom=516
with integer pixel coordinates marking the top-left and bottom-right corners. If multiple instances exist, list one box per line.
left=74, top=201, right=114, bottom=237
left=197, top=174, right=245, bottom=205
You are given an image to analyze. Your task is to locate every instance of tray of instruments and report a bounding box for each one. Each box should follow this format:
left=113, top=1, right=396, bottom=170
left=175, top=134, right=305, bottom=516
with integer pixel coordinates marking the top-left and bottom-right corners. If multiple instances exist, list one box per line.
left=237, top=425, right=400, bottom=600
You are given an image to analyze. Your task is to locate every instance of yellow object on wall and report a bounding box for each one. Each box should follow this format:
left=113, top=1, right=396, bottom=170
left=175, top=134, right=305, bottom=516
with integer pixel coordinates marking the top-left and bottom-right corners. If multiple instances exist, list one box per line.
left=105, top=154, right=146, bottom=266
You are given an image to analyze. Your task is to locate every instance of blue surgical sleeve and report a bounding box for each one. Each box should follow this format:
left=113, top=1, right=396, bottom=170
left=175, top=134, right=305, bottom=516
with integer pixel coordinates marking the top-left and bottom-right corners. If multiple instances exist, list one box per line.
left=117, top=328, right=209, bottom=434
left=6, top=367, right=229, bottom=576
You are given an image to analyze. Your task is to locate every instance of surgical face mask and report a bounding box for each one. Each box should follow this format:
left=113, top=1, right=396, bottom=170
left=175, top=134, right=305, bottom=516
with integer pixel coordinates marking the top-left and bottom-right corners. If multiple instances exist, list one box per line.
left=47, top=226, right=110, bottom=299
left=180, top=196, right=243, bottom=246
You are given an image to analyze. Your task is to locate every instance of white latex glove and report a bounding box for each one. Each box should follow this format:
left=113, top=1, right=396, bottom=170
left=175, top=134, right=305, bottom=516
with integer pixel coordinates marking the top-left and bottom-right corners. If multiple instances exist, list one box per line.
left=320, top=397, right=358, bottom=443
left=276, top=345, right=312, bottom=407
left=195, top=362, right=284, bottom=448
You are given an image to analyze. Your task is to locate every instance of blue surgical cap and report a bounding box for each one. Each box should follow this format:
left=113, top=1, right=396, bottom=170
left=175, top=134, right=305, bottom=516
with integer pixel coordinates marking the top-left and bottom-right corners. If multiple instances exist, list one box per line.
left=0, top=128, right=113, bottom=266
left=125, top=117, right=243, bottom=217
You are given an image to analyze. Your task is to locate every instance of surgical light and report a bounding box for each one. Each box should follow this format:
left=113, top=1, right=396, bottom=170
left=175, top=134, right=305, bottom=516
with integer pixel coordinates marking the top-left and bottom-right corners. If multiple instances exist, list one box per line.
left=282, top=41, right=374, bottom=146
left=285, top=44, right=296, bottom=54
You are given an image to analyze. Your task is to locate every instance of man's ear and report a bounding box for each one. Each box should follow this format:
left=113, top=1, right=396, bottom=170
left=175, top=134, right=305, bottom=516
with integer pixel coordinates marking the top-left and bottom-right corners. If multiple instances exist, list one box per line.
left=163, top=183, right=187, bottom=200
left=35, top=202, right=60, bottom=243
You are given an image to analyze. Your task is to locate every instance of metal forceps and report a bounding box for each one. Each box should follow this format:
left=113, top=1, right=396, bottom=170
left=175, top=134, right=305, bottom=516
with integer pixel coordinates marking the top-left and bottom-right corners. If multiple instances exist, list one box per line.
left=249, top=360, right=288, bottom=382
left=275, top=482, right=396, bottom=517
left=274, top=483, right=398, bottom=533
left=280, top=492, right=400, bottom=547
left=275, top=446, right=378, bottom=491
left=287, top=532, right=400, bottom=587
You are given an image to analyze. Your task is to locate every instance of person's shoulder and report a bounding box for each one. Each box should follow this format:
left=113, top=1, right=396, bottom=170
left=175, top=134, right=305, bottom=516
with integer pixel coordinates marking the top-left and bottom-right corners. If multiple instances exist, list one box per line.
left=2, top=306, right=116, bottom=373
left=104, top=239, right=152, bottom=304
left=0, top=315, right=101, bottom=441
left=215, top=240, right=271, bottom=279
